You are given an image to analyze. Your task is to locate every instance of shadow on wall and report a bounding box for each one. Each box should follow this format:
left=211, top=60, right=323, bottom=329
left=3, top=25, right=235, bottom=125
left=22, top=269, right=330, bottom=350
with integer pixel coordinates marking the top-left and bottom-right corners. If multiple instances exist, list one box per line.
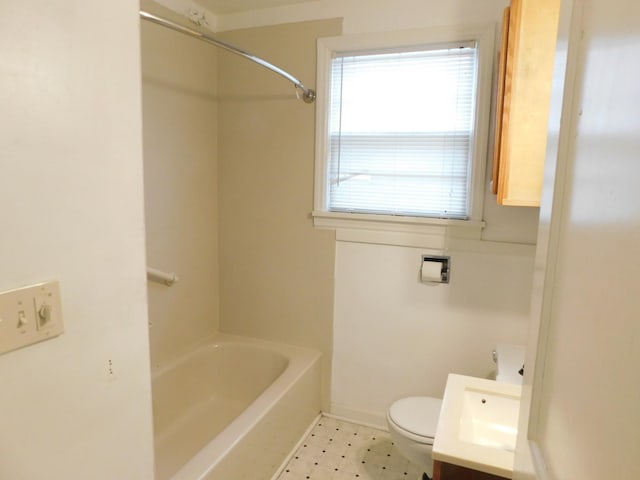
left=444, top=250, right=535, bottom=314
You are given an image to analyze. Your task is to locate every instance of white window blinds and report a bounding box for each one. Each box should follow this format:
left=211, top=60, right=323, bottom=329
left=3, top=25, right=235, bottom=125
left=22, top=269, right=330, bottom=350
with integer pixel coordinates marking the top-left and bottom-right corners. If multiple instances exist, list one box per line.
left=327, top=43, right=478, bottom=219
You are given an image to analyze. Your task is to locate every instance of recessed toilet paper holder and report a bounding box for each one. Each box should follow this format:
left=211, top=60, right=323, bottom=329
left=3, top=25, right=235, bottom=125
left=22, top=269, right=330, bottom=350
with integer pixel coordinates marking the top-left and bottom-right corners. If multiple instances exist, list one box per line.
left=421, top=255, right=451, bottom=284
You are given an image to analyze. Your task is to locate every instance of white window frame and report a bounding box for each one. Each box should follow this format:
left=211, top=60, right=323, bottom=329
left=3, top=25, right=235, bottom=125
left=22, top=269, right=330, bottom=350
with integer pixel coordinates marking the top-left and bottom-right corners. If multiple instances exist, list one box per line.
left=313, top=25, right=495, bottom=247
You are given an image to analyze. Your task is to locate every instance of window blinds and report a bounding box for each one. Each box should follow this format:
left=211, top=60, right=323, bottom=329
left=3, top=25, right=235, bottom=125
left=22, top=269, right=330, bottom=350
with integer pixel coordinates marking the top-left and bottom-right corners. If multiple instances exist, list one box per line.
left=327, top=43, right=478, bottom=219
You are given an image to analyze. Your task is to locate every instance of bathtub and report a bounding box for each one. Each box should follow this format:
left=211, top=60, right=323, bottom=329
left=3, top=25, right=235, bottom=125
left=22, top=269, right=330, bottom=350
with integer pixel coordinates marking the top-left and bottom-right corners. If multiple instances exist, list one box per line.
left=152, top=333, right=321, bottom=480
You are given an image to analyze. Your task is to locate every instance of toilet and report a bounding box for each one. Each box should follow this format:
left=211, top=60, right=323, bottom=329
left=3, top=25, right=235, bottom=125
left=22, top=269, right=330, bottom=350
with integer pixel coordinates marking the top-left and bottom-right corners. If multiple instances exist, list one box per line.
left=386, top=395, right=441, bottom=478
left=386, top=344, right=526, bottom=479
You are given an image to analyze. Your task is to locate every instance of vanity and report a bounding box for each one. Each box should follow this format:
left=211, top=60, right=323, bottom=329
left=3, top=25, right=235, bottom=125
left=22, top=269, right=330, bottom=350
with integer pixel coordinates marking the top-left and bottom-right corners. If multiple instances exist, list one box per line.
left=433, top=460, right=508, bottom=480
left=432, top=374, right=522, bottom=479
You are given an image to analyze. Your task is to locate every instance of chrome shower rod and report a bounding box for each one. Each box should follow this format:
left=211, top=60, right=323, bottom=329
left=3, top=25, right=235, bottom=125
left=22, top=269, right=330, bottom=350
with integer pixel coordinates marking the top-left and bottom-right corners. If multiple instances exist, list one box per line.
left=139, top=10, right=316, bottom=103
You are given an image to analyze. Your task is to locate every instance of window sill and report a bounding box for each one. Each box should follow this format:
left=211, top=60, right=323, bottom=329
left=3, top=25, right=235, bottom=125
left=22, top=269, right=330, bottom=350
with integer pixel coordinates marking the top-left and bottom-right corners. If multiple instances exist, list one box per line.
left=312, top=211, right=486, bottom=249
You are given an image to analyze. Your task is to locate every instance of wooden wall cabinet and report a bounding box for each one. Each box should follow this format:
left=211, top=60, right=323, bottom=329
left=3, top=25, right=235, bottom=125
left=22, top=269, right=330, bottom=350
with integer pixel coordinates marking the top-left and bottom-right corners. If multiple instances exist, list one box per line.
left=491, top=0, right=561, bottom=206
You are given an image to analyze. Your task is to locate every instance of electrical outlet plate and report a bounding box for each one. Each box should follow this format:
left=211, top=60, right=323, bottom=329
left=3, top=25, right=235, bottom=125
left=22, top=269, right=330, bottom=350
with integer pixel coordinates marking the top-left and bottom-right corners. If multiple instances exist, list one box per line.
left=0, top=281, right=64, bottom=355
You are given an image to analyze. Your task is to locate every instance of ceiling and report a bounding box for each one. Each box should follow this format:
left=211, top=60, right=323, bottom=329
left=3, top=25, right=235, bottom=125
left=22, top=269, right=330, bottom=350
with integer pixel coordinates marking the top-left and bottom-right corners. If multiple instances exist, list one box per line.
left=193, top=0, right=319, bottom=15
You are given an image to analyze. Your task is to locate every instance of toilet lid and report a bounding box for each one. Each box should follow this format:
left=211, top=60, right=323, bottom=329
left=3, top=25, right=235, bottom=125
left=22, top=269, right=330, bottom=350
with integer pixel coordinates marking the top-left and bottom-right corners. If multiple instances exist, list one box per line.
left=388, top=396, right=442, bottom=439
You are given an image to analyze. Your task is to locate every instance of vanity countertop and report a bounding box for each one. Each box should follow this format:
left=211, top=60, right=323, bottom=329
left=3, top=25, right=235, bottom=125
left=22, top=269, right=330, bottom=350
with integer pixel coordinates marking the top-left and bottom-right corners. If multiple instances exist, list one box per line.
left=432, top=374, right=522, bottom=478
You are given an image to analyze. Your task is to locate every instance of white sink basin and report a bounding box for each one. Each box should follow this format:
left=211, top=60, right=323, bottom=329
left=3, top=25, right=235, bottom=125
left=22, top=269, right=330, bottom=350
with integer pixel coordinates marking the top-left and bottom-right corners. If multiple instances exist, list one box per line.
left=459, top=388, right=520, bottom=451
left=432, top=374, right=522, bottom=478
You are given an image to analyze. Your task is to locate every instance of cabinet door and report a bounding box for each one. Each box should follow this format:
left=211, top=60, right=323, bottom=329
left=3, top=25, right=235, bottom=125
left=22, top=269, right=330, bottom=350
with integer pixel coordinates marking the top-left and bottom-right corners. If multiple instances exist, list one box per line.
left=493, top=0, right=561, bottom=207
left=491, top=6, right=511, bottom=195
left=433, top=460, right=510, bottom=480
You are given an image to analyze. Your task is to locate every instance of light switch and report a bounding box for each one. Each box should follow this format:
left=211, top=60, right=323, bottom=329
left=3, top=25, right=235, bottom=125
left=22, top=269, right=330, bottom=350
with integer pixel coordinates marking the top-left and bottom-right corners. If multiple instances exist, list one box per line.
left=17, top=311, right=28, bottom=329
left=0, top=281, right=64, bottom=355
left=35, top=296, right=53, bottom=330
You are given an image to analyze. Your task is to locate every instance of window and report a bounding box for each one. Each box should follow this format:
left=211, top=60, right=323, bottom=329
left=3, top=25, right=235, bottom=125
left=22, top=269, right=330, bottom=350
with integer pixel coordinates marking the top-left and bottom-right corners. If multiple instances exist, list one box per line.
left=329, top=45, right=476, bottom=218
left=313, top=26, right=494, bottom=242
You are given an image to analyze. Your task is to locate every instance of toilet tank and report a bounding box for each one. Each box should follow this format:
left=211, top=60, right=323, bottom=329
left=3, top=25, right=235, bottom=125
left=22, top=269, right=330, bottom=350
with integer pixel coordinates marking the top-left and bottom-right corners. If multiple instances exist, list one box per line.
left=494, top=344, right=526, bottom=384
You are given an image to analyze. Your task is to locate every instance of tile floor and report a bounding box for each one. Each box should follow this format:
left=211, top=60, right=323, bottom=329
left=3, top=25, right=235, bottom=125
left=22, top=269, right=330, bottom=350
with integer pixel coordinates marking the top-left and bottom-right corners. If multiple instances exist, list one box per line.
left=277, top=415, right=425, bottom=480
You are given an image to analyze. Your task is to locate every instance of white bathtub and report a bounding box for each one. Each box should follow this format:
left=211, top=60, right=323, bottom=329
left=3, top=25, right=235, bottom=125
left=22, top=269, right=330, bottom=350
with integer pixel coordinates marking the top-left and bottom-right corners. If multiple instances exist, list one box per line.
left=152, top=333, right=321, bottom=480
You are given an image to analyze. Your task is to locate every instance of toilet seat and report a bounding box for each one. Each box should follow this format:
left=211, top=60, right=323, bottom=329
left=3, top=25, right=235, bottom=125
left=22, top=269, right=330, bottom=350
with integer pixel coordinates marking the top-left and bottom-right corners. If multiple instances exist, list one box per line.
left=387, top=396, right=442, bottom=445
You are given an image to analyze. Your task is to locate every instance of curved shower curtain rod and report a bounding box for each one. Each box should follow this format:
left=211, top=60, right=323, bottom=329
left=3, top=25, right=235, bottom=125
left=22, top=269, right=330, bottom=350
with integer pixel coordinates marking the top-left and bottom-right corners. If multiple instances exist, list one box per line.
left=140, top=11, right=316, bottom=104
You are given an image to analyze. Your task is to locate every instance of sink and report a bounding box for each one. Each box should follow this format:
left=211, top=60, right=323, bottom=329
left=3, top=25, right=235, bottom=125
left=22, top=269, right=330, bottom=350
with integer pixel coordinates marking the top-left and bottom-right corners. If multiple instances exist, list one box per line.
left=459, top=388, right=520, bottom=451
left=432, top=374, right=522, bottom=478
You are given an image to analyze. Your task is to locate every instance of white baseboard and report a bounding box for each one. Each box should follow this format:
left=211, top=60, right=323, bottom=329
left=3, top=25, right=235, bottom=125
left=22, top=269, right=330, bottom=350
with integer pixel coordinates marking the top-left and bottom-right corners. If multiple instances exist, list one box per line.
left=328, top=403, right=388, bottom=430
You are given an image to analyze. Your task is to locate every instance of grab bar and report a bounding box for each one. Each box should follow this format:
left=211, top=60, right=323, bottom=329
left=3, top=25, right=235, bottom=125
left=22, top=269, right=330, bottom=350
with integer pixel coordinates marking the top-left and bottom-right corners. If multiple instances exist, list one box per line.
left=147, top=267, right=180, bottom=286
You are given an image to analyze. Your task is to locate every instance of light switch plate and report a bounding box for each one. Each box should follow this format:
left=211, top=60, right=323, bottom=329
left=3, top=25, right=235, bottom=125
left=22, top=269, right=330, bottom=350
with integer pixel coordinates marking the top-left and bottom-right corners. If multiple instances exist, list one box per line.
left=0, top=281, right=64, bottom=355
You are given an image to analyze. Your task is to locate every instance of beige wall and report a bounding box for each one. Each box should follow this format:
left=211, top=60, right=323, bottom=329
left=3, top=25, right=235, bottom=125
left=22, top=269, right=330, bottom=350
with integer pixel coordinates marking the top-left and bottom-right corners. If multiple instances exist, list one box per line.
left=524, top=0, right=640, bottom=477
left=217, top=19, right=341, bottom=407
left=0, top=1, right=154, bottom=478
left=213, top=1, right=538, bottom=422
left=141, top=4, right=220, bottom=366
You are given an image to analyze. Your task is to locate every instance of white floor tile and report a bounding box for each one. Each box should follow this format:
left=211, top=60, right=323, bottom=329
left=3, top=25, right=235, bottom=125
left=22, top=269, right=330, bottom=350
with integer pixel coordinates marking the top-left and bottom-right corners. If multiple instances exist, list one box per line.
left=277, top=415, right=425, bottom=480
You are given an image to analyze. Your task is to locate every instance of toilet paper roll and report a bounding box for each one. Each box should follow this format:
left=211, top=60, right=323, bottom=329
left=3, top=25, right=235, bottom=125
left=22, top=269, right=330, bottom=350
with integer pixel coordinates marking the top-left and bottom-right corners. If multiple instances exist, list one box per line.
left=421, top=261, right=443, bottom=283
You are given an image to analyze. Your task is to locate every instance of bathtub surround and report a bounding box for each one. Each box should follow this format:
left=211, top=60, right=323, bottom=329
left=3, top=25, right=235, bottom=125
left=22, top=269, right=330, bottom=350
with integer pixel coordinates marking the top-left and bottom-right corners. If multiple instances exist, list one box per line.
left=217, top=19, right=341, bottom=410
left=0, top=1, right=154, bottom=479
left=141, top=0, right=220, bottom=366
left=140, top=10, right=337, bottom=476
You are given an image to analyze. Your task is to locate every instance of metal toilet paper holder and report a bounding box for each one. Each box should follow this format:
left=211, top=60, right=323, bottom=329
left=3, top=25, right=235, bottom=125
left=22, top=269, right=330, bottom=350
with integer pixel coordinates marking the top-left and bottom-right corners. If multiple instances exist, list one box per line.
left=421, top=255, right=451, bottom=284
